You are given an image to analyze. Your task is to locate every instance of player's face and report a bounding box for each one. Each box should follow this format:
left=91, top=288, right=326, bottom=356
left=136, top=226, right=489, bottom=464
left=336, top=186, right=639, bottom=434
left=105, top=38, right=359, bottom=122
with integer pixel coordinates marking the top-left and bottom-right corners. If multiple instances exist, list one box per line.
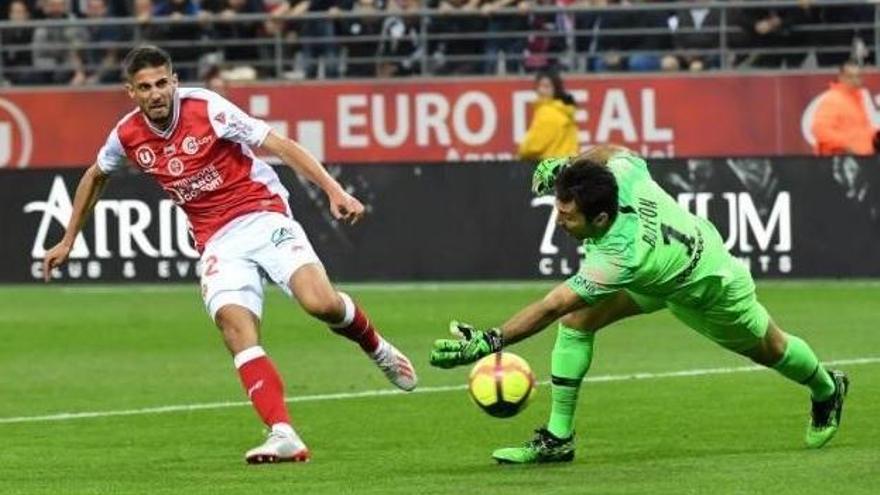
left=555, top=199, right=590, bottom=240
left=126, top=65, right=178, bottom=127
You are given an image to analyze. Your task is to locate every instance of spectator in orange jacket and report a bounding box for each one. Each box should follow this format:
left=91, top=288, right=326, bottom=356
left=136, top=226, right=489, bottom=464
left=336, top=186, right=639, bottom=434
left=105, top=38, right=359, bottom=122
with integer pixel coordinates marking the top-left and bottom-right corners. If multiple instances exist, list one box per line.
left=811, top=61, right=879, bottom=156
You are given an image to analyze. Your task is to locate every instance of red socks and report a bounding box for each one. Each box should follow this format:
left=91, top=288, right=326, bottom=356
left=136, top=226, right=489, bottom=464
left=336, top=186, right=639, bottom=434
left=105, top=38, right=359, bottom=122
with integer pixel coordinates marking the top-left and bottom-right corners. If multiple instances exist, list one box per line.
left=233, top=294, right=378, bottom=430
left=234, top=346, right=290, bottom=427
left=329, top=293, right=381, bottom=353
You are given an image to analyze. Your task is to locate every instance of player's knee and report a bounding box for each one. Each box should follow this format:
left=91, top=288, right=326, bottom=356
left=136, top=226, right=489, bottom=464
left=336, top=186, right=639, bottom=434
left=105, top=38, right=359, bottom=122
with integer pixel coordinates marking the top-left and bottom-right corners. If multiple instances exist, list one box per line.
left=740, top=326, right=787, bottom=366
left=560, top=310, right=602, bottom=332
left=300, top=292, right=344, bottom=323
left=214, top=307, right=259, bottom=352
left=764, top=326, right=788, bottom=363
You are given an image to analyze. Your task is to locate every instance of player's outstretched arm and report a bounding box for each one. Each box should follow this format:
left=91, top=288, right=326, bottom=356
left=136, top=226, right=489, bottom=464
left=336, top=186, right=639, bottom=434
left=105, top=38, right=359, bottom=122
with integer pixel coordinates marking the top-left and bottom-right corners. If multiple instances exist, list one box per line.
left=430, top=283, right=587, bottom=368
left=42, top=164, right=109, bottom=282
left=499, top=282, right=587, bottom=345
left=260, top=131, right=365, bottom=225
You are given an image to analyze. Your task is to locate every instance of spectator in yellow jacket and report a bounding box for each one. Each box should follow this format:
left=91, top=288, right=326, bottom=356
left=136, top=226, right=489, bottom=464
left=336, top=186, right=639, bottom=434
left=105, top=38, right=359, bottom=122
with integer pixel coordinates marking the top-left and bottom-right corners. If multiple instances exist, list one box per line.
left=518, top=70, right=580, bottom=160
left=811, top=60, right=879, bottom=156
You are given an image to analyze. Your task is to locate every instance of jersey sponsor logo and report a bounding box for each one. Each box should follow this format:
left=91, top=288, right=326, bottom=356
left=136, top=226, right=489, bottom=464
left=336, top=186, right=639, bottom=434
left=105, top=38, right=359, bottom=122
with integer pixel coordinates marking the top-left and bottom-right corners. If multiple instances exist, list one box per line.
left=182, top=136, right=200, bottom=155
left=270, top=227, right=296, bottom=247
left=167, top=164, right=223, bottom=205
left=135, top=146, right=156, bottom=169
left=182, top=135, right=214, bottom=156
left=168, top=157, right=185, bottom=177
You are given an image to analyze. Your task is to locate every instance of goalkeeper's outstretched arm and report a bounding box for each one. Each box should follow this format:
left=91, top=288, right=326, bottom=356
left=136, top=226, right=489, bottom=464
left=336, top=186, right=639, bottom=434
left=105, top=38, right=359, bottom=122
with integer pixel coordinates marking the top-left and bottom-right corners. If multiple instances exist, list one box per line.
left=430, top=283, right=587, bottom=368
left=498, top=283, right=588, bottom=346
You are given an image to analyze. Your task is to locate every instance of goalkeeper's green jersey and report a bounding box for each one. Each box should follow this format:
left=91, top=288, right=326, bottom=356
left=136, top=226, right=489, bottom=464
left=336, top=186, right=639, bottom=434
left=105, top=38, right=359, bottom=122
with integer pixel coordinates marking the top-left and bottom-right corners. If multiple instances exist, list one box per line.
left=566, top=151, right=736, bottom=306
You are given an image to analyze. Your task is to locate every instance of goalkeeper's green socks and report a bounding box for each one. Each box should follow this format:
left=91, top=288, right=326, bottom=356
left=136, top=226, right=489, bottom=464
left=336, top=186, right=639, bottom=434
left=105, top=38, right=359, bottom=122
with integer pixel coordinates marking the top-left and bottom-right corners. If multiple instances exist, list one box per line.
left=772, top=334, right=836, bottom=401
left=547, top=324, right=595, bottom=439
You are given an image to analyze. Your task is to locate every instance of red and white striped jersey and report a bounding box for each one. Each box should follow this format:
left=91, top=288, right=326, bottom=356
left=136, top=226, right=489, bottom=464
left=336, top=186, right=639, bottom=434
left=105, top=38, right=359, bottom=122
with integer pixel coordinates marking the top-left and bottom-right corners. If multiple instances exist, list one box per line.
left=96, top=88, right=289, bottom=252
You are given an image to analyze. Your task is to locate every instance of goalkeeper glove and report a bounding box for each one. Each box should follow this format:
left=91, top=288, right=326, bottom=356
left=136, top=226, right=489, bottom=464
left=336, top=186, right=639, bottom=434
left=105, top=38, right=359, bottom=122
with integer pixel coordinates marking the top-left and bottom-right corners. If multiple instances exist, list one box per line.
left=531, top=157, right=570, bottom=196
left=430, top=321, right=503, bottom=369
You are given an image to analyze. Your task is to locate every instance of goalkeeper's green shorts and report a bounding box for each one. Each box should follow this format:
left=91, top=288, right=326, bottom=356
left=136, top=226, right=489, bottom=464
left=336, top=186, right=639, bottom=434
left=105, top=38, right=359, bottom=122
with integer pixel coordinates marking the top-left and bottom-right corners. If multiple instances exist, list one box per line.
left=626, top=261, right=770, bottom=353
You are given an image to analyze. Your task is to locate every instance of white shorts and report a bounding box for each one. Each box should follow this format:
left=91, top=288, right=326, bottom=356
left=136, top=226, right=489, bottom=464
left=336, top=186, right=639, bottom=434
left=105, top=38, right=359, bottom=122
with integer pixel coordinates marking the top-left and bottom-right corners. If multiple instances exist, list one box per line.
left=199, top=211, right=323, bottom=320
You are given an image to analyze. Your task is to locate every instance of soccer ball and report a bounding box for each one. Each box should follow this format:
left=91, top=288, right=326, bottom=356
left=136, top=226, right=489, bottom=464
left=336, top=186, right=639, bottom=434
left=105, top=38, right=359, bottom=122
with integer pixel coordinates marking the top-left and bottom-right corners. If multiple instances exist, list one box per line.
left=468, top=352, right=536, bottom=418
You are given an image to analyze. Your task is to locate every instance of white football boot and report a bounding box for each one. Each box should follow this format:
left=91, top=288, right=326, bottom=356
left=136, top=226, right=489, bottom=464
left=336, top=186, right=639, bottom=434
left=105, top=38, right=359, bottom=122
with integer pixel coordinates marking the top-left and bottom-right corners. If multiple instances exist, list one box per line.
left=245, top=426, right=310, bottom=465
left=372, top=340, right=418, bottom=391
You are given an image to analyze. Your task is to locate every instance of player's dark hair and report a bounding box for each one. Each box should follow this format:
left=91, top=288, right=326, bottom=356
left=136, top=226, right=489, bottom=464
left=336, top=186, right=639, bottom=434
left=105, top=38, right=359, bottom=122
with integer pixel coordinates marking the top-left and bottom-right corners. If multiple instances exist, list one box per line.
left=123, top=45, right=172, bottom=81
left=555, top=161, right=618, bottom=224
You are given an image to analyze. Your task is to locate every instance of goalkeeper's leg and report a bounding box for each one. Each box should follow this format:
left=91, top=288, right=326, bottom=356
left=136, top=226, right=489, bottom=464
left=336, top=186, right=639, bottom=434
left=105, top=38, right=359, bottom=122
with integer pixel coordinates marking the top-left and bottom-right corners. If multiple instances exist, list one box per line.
left=668, top=263, right=847, bottom=451
left=493, top=291, right=657, bottom=464
left=738, top=320, right=848, bottom=449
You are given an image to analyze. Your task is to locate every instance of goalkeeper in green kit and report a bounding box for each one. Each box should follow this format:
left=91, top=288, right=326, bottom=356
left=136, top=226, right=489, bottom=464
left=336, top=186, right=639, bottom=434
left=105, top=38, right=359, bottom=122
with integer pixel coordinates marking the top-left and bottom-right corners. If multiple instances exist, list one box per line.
left=429, top=145, right=849, bottom=464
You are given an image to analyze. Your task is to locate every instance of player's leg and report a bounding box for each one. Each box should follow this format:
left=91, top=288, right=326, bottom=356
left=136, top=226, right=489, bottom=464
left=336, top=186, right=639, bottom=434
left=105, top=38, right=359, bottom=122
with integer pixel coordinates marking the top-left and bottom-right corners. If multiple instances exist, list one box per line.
left=214, top=304, right=290, bottom=436
left=547, top=290, right=659, bottom=439
left=287, top=263, right=417, bottom=391
left=212, top=304, right=309, bottom=464
left=738, top=319, right=836, bottom=400
left=215, top=303, right=260, bottom=355
left=667, top=265, right=848, bottom=448
left=493, top=290, right=662, bottom=464
left=201, top=234, right=308, bottom=464
left=250, top=213, right=416, bottom=391
left=737, top=319, right=849, bottom=449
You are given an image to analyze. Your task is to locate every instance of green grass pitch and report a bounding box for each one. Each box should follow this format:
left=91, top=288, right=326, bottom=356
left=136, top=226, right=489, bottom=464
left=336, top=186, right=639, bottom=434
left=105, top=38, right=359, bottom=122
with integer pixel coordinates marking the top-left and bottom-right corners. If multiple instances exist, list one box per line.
left=0, top=281, right=877, bottom=495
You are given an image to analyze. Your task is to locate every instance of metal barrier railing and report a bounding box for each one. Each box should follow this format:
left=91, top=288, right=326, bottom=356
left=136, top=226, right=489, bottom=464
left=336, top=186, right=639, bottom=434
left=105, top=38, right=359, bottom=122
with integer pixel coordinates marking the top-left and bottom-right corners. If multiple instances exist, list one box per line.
left=0, top=0, right=876, bottom=85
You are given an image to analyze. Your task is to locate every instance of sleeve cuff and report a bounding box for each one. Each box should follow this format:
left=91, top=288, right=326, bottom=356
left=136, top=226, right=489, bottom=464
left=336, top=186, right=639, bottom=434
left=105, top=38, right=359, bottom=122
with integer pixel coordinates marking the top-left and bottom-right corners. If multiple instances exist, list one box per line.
left=95, top=158, right=115, bottom=174
left=252, top=122, right=272, bottom=147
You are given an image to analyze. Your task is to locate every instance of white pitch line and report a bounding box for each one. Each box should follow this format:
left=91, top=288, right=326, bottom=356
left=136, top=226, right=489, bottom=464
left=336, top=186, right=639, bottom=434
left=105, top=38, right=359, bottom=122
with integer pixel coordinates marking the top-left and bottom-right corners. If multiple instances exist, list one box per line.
left=54, top=282, right=556, bottom=294
left=39, top=279, right=880, bottom=295
left=1, top=356, right=877, bottom=425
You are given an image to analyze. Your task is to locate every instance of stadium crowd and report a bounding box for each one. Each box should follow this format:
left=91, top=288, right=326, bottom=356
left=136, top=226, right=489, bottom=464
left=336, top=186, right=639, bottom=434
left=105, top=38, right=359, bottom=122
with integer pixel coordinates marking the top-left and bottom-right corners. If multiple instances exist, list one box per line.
left=0, top=0, right=875, bottom=85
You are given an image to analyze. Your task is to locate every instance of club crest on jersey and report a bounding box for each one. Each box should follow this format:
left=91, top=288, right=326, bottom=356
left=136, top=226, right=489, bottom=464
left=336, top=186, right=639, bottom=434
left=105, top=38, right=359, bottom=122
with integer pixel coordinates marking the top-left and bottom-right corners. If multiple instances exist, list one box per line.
left=163, top=144, right=176, bottom=156
left=135, top=146, right=156, bottom=169
left=271, top=227, right=296, bottom=247
left=182, top=136, right=200, bottom=155
left=168, top=157, right=185, bottom=176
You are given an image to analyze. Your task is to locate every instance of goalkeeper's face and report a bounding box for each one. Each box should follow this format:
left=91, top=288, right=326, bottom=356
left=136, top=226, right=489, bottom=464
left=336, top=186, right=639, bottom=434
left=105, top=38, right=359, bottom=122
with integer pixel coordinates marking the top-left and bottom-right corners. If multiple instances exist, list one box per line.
left=555, top=199, right=590, bottom=240
left=556, top=198, right=611, bottom=241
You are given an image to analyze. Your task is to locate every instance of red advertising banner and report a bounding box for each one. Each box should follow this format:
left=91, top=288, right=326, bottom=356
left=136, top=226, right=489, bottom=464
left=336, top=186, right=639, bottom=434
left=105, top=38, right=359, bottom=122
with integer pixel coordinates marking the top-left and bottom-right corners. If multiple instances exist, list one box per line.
left=1, top=72, right=879, bottom=168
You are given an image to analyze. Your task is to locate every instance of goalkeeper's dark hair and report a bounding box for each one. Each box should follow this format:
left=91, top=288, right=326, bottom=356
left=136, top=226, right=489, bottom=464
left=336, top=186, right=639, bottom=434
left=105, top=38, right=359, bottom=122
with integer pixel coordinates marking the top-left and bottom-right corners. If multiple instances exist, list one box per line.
left=123, top=45, right=172, bottom=81
left=555, top=160, right=618, bottom=224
